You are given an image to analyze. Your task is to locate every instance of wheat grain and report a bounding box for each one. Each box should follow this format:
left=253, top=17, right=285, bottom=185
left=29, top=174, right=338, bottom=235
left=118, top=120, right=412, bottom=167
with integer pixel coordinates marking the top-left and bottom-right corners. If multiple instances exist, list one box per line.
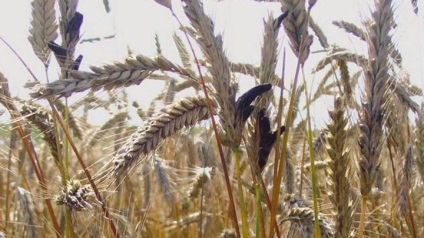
left=113, top=96, right=211, bottom=176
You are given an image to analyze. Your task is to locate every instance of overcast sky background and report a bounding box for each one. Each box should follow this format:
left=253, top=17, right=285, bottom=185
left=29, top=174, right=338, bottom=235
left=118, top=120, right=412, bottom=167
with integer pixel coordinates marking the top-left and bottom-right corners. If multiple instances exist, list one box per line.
left=0, top=0, right=423, bottom=126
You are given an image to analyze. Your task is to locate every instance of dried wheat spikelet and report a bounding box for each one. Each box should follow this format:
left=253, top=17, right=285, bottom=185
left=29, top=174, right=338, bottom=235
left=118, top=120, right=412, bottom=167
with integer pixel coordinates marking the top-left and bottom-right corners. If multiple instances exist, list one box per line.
left=28, top=0, right=58, bottom=66
left=333, top=20, right=366, bottom=41
left=230, top=62, right=260, bottom=78
left=280, top=0, right=314, bottom=64
left=359, top=0, right=393, bottom=197
left=309, top=17, right=329, bottom=48
left=182, top=0, right=243, bottom=146
left=29, top=55, right=194, bottom=98
left=325, top=96, right=354, bottom=238
left=20, top=102, right=62, bottom=164
left=313, top=49, right=367, bottom=73
left=152, top=155, right=176, bottom=204
left=58, top=0, right=80, bottom=52
left=281, top=196, right=335, bottom=238
left=55, top=179, right=92, bottom=211
left=173, top=33, right=195, bottom=75
left=113, top=96, right=211, bottom=176
left=188, top=166, right=213, bottom=198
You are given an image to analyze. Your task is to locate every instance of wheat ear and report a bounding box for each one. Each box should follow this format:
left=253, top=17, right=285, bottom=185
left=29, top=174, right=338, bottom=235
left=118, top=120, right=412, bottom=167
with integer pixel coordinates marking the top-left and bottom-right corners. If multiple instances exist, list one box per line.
left=20, top=102, right=62, bottom=166
left=113, top=96, right=210, bottom=176
left=182, top=0, right=243, bottom=146
left=325, top=96, right=353, bottom=238
left=29, top=55, right=194, bottom=98
left=15, top=187, right=39, bottom=238
left=28, top=0, right=58, bottom=66
left=357, top=0, right=394, bottom=236
left=280, top=0, right=314, bottom=64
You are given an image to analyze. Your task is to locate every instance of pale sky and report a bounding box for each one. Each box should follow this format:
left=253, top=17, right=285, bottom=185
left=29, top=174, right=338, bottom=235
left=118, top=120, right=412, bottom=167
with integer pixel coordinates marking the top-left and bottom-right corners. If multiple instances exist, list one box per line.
left=0, top=0, right=423, bottom=126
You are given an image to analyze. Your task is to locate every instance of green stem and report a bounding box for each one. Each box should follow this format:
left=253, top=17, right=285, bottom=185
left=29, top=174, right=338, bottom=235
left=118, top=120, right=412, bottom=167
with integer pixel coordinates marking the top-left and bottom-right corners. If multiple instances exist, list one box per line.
left=303, top=78, right=321, bottom=238
left=255, top=181, right=262, bottom=238
left=234, top=149, right=249, bottom=238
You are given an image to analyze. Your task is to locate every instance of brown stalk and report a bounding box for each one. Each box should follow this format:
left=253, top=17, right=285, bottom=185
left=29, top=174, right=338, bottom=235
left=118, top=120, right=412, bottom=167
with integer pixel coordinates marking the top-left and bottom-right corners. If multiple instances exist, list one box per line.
left=49, top=102, right=120, bottom=238
left=0, top=73, right=61, bottom=237
left=148, top=4, right=241, bottom=236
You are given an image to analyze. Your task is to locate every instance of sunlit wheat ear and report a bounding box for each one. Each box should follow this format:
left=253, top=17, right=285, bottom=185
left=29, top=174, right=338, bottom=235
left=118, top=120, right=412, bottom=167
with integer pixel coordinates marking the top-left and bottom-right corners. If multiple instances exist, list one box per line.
left=358, top=0, right=393, bottom=198
left=182, top=0, right=241, bottom=146
left=29, top=54, right=194, bottom=99
left=55, top=179, right=92, bottom=211
left=113, top=96, right=211, bottom=176
left=325, top=95, right=354, bottom=238
left=28, top=0, right=58, bottom=66
left=15, top=187, right=39, bottom=238
left=280, top=0, right=314, bottom=64
left=260, top=14, right=282, bottom=86
left=20, top=102, right=62, bottom=164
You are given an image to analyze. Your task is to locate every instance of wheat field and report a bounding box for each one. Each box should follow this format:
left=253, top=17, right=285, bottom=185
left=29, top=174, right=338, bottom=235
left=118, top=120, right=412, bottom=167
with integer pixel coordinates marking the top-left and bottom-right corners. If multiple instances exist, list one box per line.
left=0, top=0, right=423, bottom=237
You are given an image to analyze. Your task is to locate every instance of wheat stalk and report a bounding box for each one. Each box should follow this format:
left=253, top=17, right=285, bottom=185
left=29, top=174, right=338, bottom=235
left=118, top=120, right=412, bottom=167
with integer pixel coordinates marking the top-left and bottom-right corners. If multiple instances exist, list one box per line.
left=113, top=96, right=211, bottom=176
left=29, top=55, right=194, bottom=98
left=28, top=0, right=58, bottom=66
